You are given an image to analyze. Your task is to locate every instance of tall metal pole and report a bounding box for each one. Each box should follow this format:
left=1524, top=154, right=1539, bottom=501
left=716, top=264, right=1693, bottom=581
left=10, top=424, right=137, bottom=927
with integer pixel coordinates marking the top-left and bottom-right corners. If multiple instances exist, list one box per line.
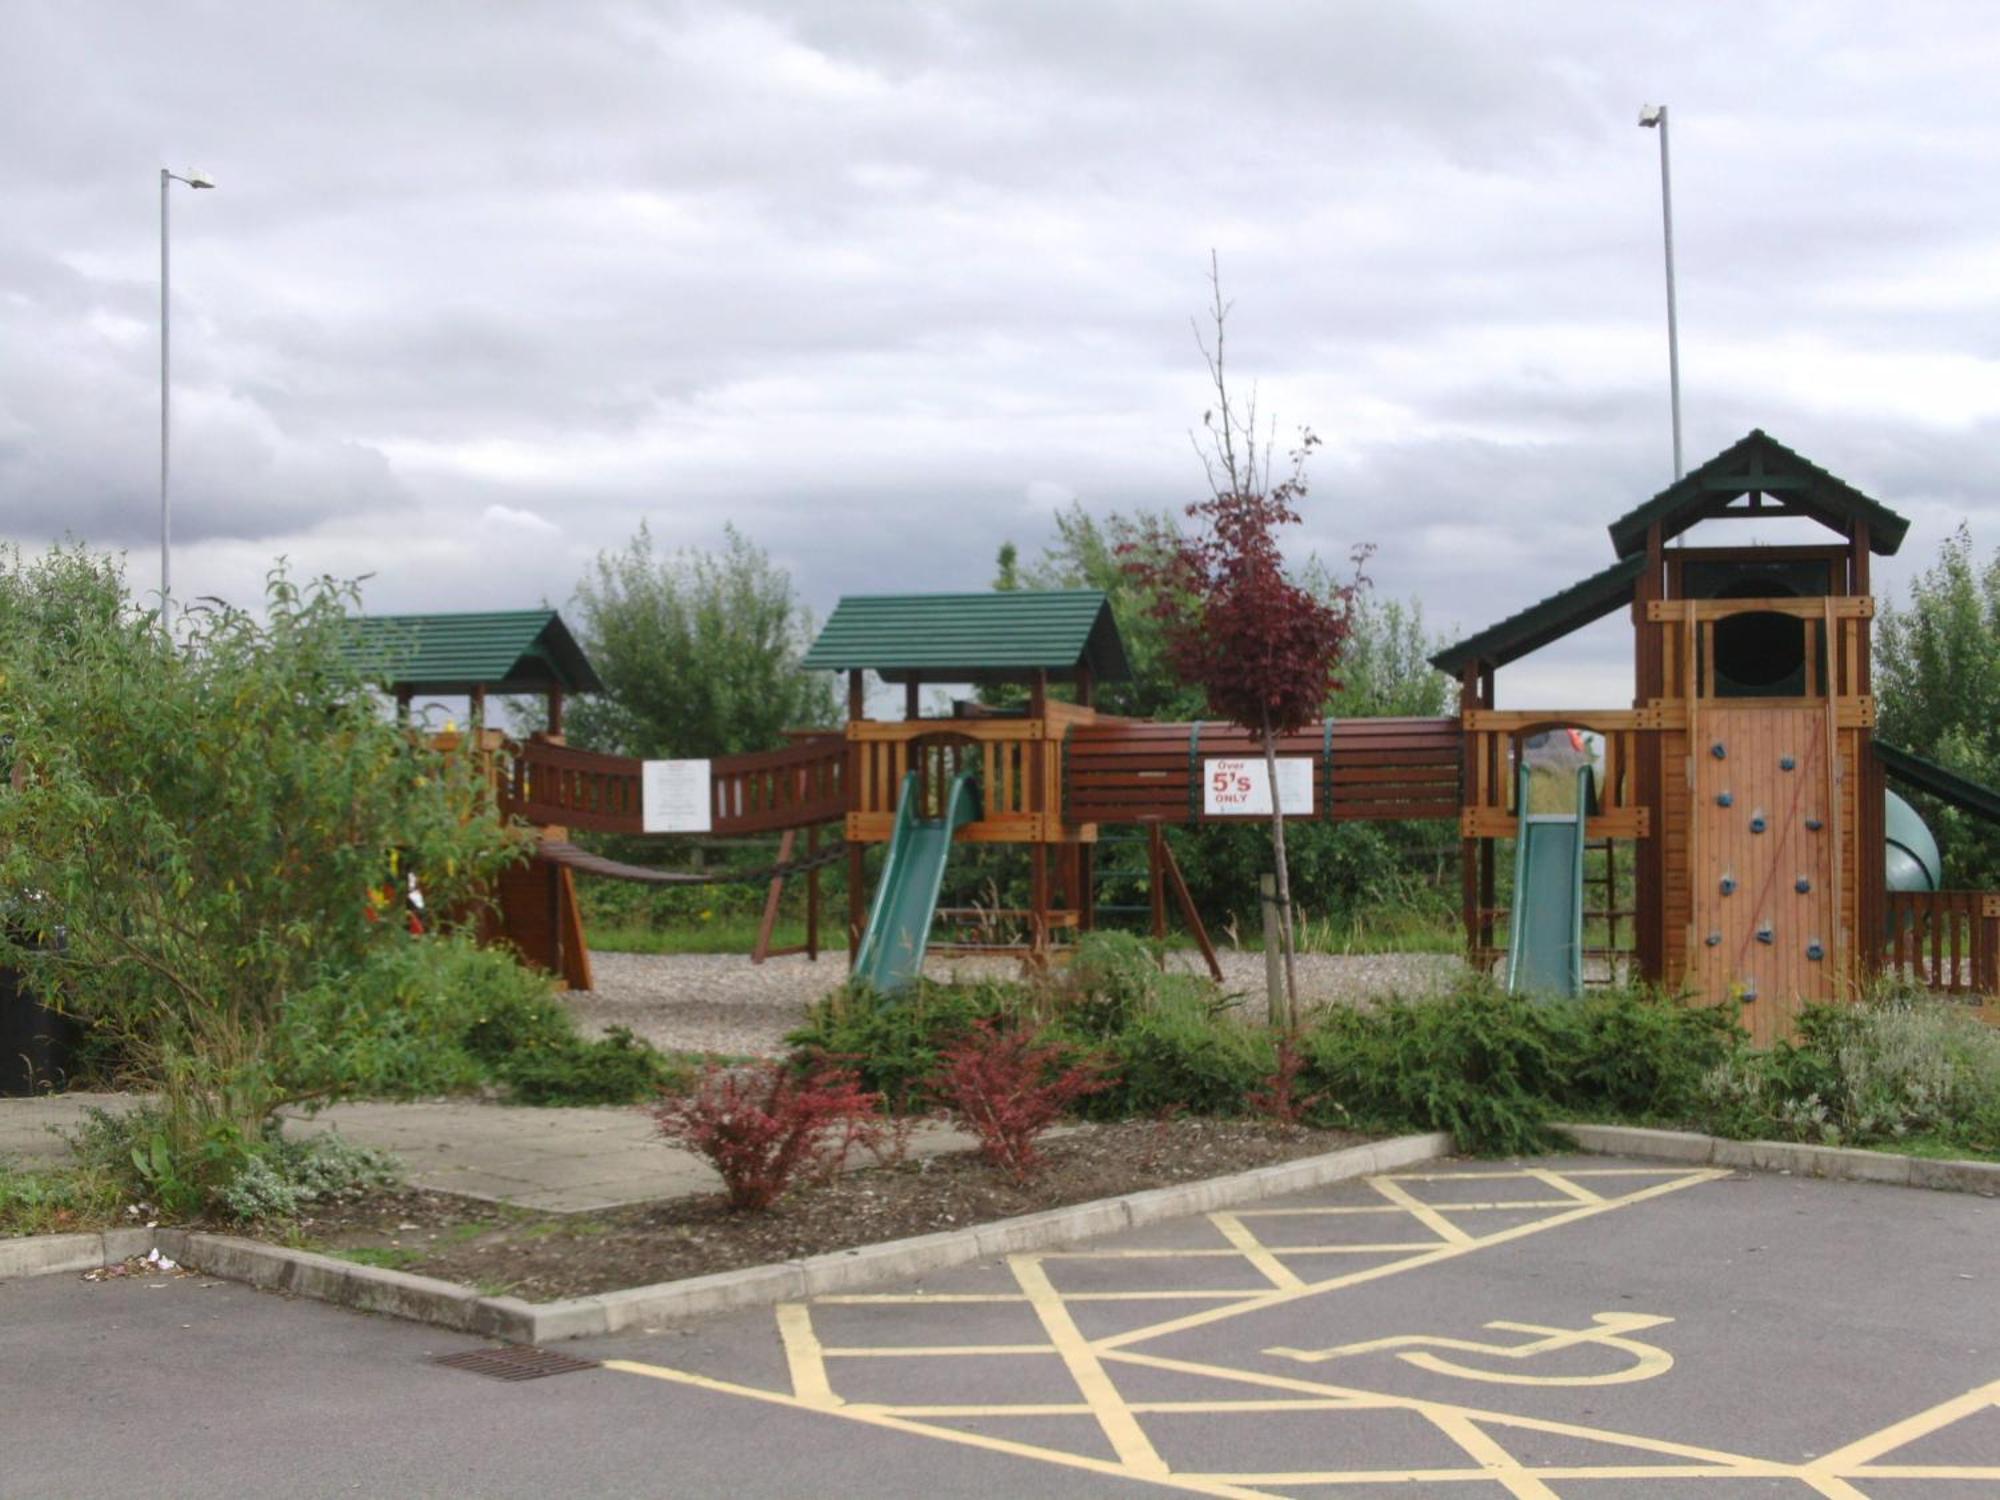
left=159, top=168, right=172, bottom=628
left=1643, top=106, right=1684, bottom=480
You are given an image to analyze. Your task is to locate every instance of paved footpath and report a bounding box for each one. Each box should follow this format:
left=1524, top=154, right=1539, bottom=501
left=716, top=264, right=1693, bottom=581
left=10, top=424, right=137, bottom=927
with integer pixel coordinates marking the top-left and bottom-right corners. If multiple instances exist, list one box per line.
left=5, top=1155, right=1998, bottom=1497
left=0, top=1092, right=983, bottom=1212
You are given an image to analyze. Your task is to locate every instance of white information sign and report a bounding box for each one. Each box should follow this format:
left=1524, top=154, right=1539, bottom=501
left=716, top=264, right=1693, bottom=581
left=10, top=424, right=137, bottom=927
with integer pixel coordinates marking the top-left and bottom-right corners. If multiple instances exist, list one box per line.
left=641, top=759, right=712, bottom=834
left=1202, top=757, right=1315, bottom=817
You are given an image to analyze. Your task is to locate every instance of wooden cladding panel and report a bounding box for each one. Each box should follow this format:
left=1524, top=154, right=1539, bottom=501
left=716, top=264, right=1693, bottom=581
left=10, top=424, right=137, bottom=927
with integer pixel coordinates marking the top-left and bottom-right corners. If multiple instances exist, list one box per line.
left=1062, top=716, right=1462, bottom=825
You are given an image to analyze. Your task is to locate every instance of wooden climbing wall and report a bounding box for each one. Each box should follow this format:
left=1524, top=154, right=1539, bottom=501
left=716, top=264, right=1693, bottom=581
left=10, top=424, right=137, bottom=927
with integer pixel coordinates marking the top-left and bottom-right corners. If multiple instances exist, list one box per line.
left=1687, top=707, right=1843, bottom=1045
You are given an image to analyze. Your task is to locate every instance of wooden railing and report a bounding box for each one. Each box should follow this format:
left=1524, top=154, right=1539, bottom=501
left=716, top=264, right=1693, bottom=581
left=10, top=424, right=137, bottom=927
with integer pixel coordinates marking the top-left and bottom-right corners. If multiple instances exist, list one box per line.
left=1458, top=711, right=1649, bottom=840
left=847, top=716, right=1069, bottom=842
left=1884, top=891, right=2000, bottom=1000
left=496, top=733, right=847, bottom=836
left=1643, top=594, right=1874, bottom=717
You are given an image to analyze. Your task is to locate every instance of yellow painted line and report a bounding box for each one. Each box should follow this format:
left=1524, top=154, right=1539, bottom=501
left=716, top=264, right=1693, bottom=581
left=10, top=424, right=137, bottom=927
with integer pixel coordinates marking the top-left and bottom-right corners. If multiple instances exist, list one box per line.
left=1181, top=1464, right=1793, bottom=1485
left=601, top=1358, right=1278, bottom=1499
left=814, top=1290, right=1251, bottom=1304
left=1521, top=1167, right=1603, bottom=1204
left=1807, top=1376, right=2000, bottom=1471
left=822, top=1344, right=1053, bottom=1358
left=1368, top=1174, right=1475, bottom=1245
left=1850, top=1465, right=2000, bottom=1478
left=1271, top=1313, right=1674, bottom=1388
left=1235, top=1201, right=1572, bottom=1215
left=1093, top=1170, right=1729, bottom=1352
left=774, top=1302, right=838, bottom=1406
left=857, top=1398, right=1381, bottom=1418
left=1011, top=1255, right=1170, bottom=1478
left=1102, top=1349, right=1785, bottom=1472
left=1207, top=1213, right=1306, bottom=1290
left=1797, top=1477, right=1872, bottom=1499
left=1044, top=1245, right=1443, bottom=1258
left=1424, top=1408, right=1561, bottom=1500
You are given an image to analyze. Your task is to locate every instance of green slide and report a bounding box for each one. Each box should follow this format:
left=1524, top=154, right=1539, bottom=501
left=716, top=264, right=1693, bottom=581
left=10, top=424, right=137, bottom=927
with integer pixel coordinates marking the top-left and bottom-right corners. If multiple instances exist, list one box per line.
left=853, top=769, right=981, bottom=994
left=1506, top=762, right=1593, bottom=999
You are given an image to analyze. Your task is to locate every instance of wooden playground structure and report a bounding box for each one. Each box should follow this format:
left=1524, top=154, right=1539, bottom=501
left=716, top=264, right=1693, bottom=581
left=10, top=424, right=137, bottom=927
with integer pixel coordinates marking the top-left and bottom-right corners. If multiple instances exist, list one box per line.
left=358, top=431, right=2000, bottom=1040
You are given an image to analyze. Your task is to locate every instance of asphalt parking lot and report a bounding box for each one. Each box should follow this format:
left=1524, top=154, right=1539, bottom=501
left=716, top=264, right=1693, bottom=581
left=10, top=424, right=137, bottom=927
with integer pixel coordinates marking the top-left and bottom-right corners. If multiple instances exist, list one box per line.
left=5, top=1155, right=1996, bottom=1497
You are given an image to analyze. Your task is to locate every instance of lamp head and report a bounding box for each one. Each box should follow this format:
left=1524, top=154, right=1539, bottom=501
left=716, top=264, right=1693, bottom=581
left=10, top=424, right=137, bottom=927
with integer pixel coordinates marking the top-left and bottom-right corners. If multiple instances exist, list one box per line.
left=186, top=172, right=215, bottom=189
left=1638, top=104, right=1665, bottom=128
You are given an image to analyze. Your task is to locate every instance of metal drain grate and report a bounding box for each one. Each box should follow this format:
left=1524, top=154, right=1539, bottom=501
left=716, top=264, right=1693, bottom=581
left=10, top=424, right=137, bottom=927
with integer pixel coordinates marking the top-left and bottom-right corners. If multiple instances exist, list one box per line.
left=432, top=1344, right=600, bottom=1382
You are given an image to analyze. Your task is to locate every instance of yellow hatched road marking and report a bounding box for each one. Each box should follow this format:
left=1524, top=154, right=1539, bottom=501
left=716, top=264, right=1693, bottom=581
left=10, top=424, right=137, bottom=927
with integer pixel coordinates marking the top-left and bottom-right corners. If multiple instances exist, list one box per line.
left=1011, top=1254, right=1171, bottom=1477
left=1425, top=1408, right=1561, bottom=1500
left=1367, top=1174, right=1476, bottom=1245
left=601, top=1357, right=1279, bottom=1499
left=1806, top=1375, right=2000, bottom=1471
left=775, top=1302, right=837, bottom=1407
left=1522, top=1167, right=1604, bottom=1204
left=1234, top=1201, right=1570, bottom=1215
left=1206, top=1212, right=1306, bottom=1290
left=822, top=1344, right=1052, bottom=1357
left=1092, top=1169, right=1729, bottom=1352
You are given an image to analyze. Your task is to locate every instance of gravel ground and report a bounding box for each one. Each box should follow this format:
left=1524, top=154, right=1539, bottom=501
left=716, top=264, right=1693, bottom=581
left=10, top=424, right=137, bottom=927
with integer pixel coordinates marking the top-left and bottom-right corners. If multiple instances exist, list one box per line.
left=564, top=947, right=1466, bottom=1058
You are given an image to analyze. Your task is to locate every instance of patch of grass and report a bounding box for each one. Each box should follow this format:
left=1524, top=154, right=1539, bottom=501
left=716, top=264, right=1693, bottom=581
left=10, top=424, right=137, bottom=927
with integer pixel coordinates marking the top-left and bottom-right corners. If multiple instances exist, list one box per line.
left=329, top=1245, right=427, bottom=1271
left=0, top=1160, right=126, bottom=1237
left=589, top=915, right=810, bottom=956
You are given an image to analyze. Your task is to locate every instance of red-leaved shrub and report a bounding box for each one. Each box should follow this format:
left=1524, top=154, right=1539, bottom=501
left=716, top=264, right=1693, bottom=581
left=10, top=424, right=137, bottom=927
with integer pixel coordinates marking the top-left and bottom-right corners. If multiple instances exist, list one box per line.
left=1246, top=1033, right=1327, bottom=1129
left=650, top=1061, right=880, bottom=1211
left=928, top=1019, right=1108, bottom=1181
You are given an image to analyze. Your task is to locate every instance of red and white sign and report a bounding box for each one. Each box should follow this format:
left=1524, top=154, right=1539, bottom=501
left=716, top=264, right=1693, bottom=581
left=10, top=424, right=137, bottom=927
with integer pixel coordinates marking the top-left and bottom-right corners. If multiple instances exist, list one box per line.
left=1203, top=757, right=1314, bottom=817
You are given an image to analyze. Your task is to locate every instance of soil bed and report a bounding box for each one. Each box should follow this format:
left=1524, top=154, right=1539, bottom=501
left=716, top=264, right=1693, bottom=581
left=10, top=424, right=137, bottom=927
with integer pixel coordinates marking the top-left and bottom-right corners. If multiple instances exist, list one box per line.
left=282, top=1118, right=1371, bottom=1302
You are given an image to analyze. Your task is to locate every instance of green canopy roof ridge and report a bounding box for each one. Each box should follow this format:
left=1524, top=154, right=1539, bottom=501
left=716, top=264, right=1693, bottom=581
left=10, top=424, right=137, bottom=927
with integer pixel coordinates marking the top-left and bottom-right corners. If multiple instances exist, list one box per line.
left=343, top=609, right=604, bottom=695
left=1430, top=554, right=1645, bottom=677
left=801, top=589, right=1131, bottom=684
left=1607, top=429, right=1909, bottom=559
left=1874, top=742, right=2000, bottom=828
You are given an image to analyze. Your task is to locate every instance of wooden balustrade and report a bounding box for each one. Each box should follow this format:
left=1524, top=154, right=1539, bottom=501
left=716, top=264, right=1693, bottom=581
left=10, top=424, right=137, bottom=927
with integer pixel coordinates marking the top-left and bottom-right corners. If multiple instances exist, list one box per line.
left=1884, top=891, right=2000, bottom=999
left=846, top=718, right=1062, bottom=842
left=496, top=733, right=846, bottom=836
left=1457, top=712, right=1649, bottom=840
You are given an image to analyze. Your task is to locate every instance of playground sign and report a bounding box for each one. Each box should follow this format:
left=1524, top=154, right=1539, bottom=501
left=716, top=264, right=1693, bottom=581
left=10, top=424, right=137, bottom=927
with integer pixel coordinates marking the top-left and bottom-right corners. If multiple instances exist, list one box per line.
left=1203, top=756, right=1314, bottom=817
left=642, top=759, right=712, bottom=834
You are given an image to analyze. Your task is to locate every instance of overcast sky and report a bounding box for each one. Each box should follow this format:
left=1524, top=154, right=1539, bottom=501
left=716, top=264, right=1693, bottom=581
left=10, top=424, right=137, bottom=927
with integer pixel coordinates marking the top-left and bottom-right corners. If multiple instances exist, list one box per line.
left=7, top=1, right=1999, bottom=706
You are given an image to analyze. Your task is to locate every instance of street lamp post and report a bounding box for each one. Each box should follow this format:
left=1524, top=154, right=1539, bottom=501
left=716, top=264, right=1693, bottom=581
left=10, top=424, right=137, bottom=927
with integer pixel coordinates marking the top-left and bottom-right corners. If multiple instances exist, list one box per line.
left=160, top=167, right=214, bottom=628
left=1638, top=105, right=1682, bottom=480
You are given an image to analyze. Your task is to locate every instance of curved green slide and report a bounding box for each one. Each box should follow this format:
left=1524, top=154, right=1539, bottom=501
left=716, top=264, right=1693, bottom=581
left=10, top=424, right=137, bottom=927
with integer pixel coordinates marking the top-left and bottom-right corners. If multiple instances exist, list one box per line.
left=853, top=769, right=981, bottom=994
left=1506, top=762, right=1593, bottom=999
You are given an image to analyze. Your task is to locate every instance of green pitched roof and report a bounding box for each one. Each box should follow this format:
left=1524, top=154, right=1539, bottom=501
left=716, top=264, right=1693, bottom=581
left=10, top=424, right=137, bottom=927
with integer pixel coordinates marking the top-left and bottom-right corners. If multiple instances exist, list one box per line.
left=801, top=590, right=1131, bottom=684
left=1608, top=429, right=1909, bottom=558
left=344, top=610, right=603, bottom=695
left=1431, top=554, right=1645, bottom=676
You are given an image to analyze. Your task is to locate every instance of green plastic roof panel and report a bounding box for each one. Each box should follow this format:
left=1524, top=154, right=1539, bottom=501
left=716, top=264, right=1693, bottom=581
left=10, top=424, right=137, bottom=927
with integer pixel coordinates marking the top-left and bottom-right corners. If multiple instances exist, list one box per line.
left=801, top=590, right=1131, bottom=684
left=1875, top=742, right=2000, bottom=828
left=344, top=610, right=604, bottom=695
left=1431, top=555, right=1645, bottom=677
left=1608, top=430, right=1909, bottom=559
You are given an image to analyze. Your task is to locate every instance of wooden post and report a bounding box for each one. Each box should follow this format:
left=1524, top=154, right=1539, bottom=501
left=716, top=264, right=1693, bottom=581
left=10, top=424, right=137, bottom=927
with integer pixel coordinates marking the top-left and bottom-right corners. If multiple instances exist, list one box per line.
left=470, top=684, right=487, bottom=735
left=1159, top=833, right=1223, bottom=983
left=547, top=686, right=564, bottom=738
left=805, top=822, right=821, bottom=961
left=904, top=678, right=920, bottom=721
left=395, top=687, right=413, bottom=726
left=750, top=829, right=795, bottom=965
left=1075, top=664, right=1094, bottom=709
left=847, top=669, right=865, bottom=968
left=848, top=670, right=866, bottom=723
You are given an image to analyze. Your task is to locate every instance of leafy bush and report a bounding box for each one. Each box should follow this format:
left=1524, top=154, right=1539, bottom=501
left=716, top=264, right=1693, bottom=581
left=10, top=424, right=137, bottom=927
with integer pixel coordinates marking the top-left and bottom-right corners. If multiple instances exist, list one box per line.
left=1700, top=998, right=2000, bottom=1149
left=790, top=980, right=1014, bottom=1110
left=0, top=551, right=523, bottom=1202
left=1306, top=985, right=1562, bottom=1154
left=652, top=1060, right=880, bottom=1211
left=215, top=1133, right=402, bottom=1223
left=1091, top=992, right=1274, bottom=1119
left=927, top=1019, right=1109, bottom=1181
left=283, top=934, right=679, bottom=1106
left=1044, top=931, right=1169, bottom=1038
left=1539, top=987, right=1743, bottom=1120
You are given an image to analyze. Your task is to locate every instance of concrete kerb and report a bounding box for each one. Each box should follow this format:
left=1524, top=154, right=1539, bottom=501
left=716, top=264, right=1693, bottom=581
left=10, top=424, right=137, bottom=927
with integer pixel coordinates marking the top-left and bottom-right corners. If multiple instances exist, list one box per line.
left=0, top=1132, right=1454, bottom=1344
left=1559, top=1122, right=2000, bottom=1195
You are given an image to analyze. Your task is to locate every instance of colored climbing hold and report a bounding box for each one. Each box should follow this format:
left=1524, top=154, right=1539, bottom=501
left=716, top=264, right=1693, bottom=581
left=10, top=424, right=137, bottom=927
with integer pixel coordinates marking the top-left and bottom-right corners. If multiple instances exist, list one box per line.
left=1806, top=940, right=1825, bottom=961
left=1741, top=983, right=1758, bottom=1003
left=1805, top=817, right=1824, bottom=832
left=1720, top=874, right=1737, bottom=895
left=1705, top=931, right=1722, bottom=947
left=1716, top=790, right=1734, bottom=808
left=1780, top=755, right=1796, bottom=771
left=1711, top=742, right=1728, bottom=760
left=1756, top=924, right=1774, bottom=945
left=1749, top=810, right=1767, bottom=834
left=1795, top=875, right=1811, bottom=894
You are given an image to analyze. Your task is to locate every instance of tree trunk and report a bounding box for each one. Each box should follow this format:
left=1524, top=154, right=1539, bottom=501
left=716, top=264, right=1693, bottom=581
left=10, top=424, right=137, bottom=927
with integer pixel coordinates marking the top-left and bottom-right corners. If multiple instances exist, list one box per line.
left=1260, top=709, right=1300, bottom=1031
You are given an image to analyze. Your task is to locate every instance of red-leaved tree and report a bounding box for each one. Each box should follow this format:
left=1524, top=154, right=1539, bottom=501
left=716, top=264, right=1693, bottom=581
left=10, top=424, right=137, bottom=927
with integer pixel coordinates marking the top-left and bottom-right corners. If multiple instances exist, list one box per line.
left=651, top=1060, right=881, bottom=1211
left=1125, top=258, right=1359, bottom=1027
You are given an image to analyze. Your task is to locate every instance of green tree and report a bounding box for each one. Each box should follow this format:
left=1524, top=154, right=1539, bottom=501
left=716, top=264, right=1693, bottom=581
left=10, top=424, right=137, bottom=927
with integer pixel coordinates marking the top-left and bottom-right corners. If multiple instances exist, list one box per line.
left=1875, top=525, right=2000, bottom=886
left=566, top=524, right=838, bottom=758
left=0, top=550, right=523, bottom=1195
